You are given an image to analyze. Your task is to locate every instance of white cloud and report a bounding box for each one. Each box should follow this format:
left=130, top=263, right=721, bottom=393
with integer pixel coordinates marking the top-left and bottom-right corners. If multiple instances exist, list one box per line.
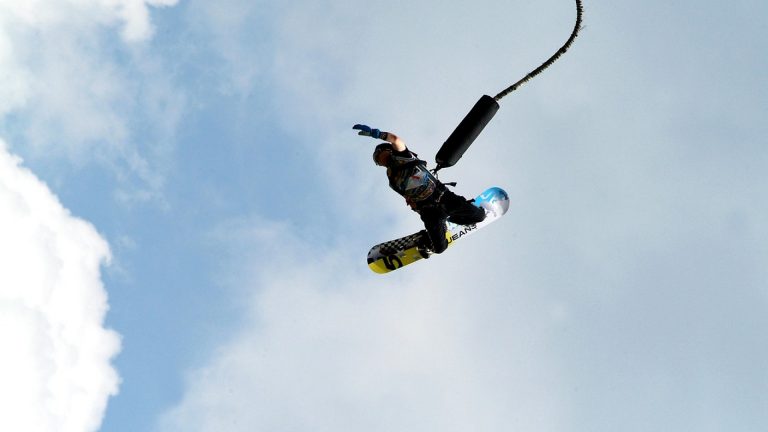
left=0, top=0, right=183, bottom=202
left=113, top=0, right=180, bottom=42
left=0, top=140, right=121, bottom=432
left=159, top=218, right=563, bottom=432
left=0, top=0, right=177, bottom=42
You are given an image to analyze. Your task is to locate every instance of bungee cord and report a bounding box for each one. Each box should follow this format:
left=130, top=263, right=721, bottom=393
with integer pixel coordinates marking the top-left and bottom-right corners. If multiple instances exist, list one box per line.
left=435, top=0, right=584, bottom=171
left=494, top=0, right=584, bottom=102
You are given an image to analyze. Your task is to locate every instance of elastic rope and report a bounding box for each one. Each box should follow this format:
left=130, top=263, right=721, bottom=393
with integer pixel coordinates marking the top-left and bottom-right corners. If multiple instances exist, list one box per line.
left=494, top=0, right=584, bottom=102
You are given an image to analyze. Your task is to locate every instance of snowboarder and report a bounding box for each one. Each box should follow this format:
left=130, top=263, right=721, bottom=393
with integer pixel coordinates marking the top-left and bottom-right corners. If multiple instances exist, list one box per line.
left=354, top=124, right=486, bottom=256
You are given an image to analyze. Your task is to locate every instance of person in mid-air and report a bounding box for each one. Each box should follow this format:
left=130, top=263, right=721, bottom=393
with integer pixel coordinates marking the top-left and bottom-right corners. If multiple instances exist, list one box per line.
left=354, top=124, right=486, bottom=256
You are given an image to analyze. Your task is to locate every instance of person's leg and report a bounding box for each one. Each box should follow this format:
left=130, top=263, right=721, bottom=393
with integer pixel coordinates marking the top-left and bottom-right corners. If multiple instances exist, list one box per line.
left=442, top=191, right=486, bottom=225
left=419, top=206, right=449, bottom=254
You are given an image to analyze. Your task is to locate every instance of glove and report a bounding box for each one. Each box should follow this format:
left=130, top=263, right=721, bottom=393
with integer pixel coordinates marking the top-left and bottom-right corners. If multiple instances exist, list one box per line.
left=353, top=124, right=385, bottom=140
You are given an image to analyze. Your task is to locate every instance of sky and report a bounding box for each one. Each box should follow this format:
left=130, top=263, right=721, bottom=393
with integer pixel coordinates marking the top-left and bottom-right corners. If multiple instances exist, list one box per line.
left=1, top=0, right=766, bottom=431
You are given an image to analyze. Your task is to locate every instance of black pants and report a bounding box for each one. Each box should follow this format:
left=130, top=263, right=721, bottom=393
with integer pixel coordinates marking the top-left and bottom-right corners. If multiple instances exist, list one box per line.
left=417, top=189, right=486, bottom=254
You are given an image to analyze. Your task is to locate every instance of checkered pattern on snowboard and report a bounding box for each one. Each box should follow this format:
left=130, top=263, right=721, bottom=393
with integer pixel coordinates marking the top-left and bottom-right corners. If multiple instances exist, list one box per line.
left=369, top=231, right=424, bottom=258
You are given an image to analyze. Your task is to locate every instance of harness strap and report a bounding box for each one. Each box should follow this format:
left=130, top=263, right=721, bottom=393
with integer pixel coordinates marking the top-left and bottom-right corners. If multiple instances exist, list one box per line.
left=390, top=158, right=425, bottom=172
left=387, top=159, right=428, bottom=190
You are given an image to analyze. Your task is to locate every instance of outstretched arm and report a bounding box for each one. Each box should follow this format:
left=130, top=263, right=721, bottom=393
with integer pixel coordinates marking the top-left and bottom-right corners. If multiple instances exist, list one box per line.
left=381, top=131, right=406, bottom=152
left=353, top=124, right=407, bottom=151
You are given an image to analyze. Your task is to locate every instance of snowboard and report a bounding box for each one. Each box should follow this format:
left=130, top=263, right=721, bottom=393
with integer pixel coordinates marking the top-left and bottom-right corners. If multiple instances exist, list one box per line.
left=367, top=186, right=509, bottom=274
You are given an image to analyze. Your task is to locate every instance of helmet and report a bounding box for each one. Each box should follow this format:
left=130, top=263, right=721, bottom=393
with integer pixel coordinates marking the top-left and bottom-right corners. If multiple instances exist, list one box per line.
left=372, top=143, right=393, bottom=166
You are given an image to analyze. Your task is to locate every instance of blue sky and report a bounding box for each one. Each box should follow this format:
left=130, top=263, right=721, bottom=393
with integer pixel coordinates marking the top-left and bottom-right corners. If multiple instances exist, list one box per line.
left=1, top=0, right=767, bottom=431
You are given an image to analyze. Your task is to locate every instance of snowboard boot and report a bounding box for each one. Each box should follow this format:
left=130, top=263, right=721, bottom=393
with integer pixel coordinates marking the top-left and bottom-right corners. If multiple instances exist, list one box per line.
left=416, top=230, right=434, bottom=259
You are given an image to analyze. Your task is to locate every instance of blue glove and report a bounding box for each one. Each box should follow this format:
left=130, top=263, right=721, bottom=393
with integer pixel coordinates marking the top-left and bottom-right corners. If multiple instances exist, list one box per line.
left=353, top=124, right=384, bottom=140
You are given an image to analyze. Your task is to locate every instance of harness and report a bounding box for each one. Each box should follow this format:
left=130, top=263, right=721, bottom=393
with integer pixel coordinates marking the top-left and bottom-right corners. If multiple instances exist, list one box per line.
left=386, top=154, right=444, bottom=209
left=386, top=158, right=426, bottom=189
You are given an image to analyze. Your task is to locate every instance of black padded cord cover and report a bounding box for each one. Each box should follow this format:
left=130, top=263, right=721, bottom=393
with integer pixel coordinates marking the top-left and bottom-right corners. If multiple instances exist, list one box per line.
left=435, top=95, right=499, bottom=171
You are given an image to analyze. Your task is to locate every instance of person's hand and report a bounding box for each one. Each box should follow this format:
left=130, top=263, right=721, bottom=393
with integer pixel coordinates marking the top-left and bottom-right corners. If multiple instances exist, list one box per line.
left=353, top=124, right=385, bottom=140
